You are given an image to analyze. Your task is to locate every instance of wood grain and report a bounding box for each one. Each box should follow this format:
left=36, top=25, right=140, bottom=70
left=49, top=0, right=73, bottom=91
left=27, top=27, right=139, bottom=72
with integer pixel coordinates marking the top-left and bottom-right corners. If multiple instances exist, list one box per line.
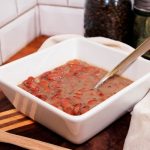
left=1, top=120, right=34, bottom=131
left=0, top=130, right=71, bottom=150
left=0, top=109, right=17, bottom=117
left=0, top=109, right=34, bottom=131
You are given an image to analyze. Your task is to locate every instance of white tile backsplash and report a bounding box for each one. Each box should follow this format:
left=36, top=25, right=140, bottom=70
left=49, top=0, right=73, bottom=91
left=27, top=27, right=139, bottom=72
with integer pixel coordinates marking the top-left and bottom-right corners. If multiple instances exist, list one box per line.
left=38, top=0, right=67, bottom=6
left=0, top=1, right=85, bottom=63
left=0, top=0, right=17, bottom=28
left=68, top=0, right=86, bottom=8
left=0, top=8, right=37, bottom=62
left=39, top=5, right=84, bottom=35
left=16, top=0, right=37, bottom=15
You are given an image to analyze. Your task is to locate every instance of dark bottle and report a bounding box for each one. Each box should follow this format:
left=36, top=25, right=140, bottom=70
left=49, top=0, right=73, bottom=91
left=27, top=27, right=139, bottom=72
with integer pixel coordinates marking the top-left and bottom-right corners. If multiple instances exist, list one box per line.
left=133, top=0, right=150, bottom=60
left=84, top=0, right=134, bottom=45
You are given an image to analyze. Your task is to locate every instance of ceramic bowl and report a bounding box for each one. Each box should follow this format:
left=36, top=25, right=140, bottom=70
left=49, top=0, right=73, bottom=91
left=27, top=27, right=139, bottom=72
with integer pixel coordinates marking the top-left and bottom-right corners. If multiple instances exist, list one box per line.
left=0, top=38, right=149, bottom=144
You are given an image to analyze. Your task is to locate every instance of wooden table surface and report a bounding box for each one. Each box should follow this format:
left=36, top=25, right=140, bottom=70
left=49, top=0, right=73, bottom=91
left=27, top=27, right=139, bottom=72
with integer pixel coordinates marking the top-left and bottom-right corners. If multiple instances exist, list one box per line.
left=0, top=36, right=131, bottom=150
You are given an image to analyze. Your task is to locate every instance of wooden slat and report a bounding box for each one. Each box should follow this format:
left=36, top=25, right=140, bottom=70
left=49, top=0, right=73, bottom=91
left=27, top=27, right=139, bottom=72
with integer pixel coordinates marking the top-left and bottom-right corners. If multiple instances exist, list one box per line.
left=1, top=120, right=34, bottom=131
left=0, top=109, right=17, bottom=117
left=0, top=109, right=34, bottom=131
left=0, top=114, right=26, bottom=125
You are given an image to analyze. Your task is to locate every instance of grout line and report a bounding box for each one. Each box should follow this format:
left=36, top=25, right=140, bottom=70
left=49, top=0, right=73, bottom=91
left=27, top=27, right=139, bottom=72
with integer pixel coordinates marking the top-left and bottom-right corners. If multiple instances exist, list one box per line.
left=0, top=6, right=37, bottom=29
left=15, top=0, right=19, bottom=16
left=67, top=0, right=69, bottom=6
left=36, top=5, right=42, bottom=36
left=0, top=3, right=84, bottom=30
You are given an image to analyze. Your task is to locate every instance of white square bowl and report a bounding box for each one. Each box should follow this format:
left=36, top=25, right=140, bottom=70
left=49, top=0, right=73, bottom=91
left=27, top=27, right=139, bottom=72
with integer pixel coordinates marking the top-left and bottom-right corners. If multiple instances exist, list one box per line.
left=0, top=38, right=149, bottom=144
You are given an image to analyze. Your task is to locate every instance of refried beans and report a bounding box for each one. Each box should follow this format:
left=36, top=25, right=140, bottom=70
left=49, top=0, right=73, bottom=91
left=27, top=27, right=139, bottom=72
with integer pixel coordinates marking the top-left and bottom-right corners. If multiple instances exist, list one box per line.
left=19, top=59, right=132, bottom=115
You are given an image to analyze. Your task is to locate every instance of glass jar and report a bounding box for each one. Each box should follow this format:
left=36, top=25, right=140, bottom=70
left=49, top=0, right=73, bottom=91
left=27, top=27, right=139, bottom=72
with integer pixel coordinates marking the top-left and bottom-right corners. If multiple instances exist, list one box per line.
left=84, top=0, right=134, bottom=45
left=133, top=0, right=150, bottom=60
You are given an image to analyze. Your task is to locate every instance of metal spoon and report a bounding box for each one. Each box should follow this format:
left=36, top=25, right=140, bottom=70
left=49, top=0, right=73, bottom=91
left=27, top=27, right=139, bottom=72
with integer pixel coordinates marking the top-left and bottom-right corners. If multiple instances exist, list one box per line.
left=94, top=37, right=150, bottom=89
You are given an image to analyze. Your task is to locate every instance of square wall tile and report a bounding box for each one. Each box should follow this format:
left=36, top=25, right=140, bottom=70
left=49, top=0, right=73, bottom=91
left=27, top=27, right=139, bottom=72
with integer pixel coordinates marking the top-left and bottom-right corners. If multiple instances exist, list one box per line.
left=0, top=8, right=38, bottom=62
left=16, top=0, right=37, bottom=15
left=0, top=0, right=17, bottom=28
left=38, top=0, right=67, bottom=6
left=39, top=5, right=84, bottom=35
left=68, top=0, right=86, bottom=8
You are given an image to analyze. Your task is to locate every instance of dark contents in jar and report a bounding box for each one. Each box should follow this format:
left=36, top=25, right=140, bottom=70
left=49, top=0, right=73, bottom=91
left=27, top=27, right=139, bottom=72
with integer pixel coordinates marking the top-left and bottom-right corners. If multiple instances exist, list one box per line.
left=84, top=0, right=134, bottom=45
left=19, top=60, right=132, bottom=115
left=143, top=50, right=150, bottom=60
left=133, top=7, right=150, bottom=60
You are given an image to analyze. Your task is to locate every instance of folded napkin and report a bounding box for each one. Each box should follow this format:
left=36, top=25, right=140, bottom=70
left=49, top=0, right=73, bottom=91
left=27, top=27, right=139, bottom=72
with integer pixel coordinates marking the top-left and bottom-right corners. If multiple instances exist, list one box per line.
left=123, top=90, right=150, bottom=150
left=38, top=34, right=134, bottom=53
left=39, top=34, right=150, bottom=150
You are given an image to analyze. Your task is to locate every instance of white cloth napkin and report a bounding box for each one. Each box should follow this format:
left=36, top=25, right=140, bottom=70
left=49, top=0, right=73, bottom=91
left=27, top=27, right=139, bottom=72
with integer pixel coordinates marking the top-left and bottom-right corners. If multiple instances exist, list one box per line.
left=123, top=90, right=150, bottom=150
left=38, top=34, right=134, bottom=53
left=38, top=34, right=150, bottom=150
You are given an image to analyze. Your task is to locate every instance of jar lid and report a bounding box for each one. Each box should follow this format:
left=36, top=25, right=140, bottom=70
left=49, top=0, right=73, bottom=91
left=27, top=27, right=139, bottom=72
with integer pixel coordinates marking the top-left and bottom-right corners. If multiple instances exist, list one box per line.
left=134, top=0, right=150, bottom=12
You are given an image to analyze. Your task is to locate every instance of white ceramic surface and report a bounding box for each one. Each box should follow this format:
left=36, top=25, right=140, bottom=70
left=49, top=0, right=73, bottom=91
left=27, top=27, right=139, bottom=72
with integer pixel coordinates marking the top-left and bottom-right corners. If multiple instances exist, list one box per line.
left=16, top=0, right=37, bottom=15
left=0, top=0, right=17, bottom=28
left=0, top=8, right=38, bottom=62
left=68, top=0, right=86, bottom=8
left=39, top=5, right=84, bottom=36
left=0, top=38, right=149, bottom=144
left=38, top=0, right=67, bottom=6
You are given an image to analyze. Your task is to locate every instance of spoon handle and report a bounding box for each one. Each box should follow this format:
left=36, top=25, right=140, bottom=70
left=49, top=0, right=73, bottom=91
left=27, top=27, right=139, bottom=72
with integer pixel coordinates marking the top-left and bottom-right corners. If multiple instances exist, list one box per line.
left=0, top=130, right=71, bottom=150
left=95, top=37, right=150, bottom=89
